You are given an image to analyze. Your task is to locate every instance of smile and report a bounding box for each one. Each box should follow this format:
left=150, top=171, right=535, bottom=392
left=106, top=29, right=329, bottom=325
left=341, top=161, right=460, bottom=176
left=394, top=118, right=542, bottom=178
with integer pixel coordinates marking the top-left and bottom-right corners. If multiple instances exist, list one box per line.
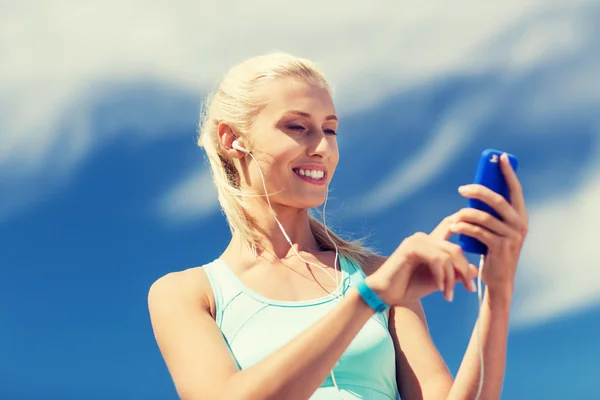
left=292, top=168, right=327, bottom=185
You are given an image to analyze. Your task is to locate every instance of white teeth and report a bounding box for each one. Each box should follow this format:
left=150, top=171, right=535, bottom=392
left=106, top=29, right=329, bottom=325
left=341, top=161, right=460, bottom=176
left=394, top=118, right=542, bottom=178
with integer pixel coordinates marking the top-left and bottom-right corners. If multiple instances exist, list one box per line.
left=297, top=169, right=325, bottom=179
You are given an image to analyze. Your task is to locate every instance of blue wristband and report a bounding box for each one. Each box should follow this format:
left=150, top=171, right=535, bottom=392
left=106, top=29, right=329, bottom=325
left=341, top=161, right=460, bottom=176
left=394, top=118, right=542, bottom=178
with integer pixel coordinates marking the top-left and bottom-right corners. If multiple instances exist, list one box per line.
left=352, top=272, right=390, bottom=313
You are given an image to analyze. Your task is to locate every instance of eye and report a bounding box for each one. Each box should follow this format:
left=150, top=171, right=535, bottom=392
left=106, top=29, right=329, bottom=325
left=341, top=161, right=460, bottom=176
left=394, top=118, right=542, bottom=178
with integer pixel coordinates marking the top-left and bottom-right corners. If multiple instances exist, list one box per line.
left=288, top=125, right=306, bottom=131
left=324, top=128, right=337, bottom=136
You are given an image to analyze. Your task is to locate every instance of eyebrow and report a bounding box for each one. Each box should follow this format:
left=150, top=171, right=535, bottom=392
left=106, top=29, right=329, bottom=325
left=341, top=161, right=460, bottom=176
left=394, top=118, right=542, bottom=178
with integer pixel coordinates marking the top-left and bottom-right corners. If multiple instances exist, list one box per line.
left=285, top=110, right=338, bottom=121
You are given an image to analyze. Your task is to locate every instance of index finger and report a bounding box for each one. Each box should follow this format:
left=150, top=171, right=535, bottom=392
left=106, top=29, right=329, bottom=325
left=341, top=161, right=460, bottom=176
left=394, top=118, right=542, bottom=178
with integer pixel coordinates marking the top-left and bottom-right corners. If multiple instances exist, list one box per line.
left=500, top=152, right=527, bottom=215
left=430, top=212, right=459, bottom=240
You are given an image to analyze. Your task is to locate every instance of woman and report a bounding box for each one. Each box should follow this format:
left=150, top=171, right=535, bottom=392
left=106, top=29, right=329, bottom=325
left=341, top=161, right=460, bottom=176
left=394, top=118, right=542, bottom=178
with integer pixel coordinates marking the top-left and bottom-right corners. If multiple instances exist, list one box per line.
left=148, top=52, right=528, bottom=400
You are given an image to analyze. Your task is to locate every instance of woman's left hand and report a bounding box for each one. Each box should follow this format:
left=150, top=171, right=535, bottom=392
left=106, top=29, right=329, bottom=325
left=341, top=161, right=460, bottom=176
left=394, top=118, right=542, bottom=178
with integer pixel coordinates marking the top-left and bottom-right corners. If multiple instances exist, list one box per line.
left=447, top=153, right=529, bottom=293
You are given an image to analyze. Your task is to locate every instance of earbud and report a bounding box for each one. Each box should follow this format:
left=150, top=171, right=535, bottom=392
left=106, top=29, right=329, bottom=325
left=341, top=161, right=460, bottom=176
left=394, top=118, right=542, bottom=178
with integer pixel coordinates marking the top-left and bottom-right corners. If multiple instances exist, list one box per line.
left=232, top=140, right=250, bottom=154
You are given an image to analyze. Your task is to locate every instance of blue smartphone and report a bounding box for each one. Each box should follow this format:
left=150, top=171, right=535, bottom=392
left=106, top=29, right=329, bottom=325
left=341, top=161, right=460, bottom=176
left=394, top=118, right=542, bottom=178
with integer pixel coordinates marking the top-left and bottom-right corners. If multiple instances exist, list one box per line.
left=457, top=149, right=519, bottom=255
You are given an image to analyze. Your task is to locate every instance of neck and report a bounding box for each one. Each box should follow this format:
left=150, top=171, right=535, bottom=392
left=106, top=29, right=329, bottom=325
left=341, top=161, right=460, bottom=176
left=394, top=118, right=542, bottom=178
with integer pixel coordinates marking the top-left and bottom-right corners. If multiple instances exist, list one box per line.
left=233, top=204, right=321, bottom=261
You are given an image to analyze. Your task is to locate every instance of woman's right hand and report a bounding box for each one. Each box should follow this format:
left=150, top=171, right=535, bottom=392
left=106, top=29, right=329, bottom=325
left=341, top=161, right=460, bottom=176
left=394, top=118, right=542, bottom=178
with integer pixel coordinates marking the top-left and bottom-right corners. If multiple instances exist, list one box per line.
left=365, top=221, right=479, bottom=306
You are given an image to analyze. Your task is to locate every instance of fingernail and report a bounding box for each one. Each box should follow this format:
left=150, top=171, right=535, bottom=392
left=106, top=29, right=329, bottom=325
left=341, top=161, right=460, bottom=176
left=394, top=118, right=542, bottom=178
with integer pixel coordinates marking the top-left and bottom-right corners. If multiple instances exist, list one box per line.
left=502, top=153, right=508, bottom=162
left=469, top=264, right=479, bottom=275
left=447, top=289, right=454, bottom=302
left=468, top=279, right=477, bottom=292
left=458, top=185, right=467, bottom=194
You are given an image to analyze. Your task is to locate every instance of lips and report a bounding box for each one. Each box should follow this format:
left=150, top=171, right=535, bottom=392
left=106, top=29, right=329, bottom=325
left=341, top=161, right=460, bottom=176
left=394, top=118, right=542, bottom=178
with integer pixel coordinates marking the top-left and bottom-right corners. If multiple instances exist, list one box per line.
left=293, top=168, right=325, bottom=180
left=292, top=168, right=327, bottom=185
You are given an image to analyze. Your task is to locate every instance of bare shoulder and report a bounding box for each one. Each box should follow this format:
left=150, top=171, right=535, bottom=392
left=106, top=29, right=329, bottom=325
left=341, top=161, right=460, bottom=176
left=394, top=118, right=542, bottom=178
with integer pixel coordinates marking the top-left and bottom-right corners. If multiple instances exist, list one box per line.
left=147, top=266, right=238, bottom=399
left=148, top=266, right=215, bottom=317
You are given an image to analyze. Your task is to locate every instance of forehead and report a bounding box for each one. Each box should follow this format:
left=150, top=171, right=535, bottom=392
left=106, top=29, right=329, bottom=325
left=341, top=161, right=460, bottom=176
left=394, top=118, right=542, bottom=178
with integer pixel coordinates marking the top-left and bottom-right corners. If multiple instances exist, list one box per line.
left=257, top=78, right=336, bottom=119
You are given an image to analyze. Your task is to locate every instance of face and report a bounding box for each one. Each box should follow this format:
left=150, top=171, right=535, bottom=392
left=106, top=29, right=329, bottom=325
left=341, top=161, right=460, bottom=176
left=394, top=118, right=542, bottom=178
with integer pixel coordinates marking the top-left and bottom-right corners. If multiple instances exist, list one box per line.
left=232, top=78, right=339, bottom=210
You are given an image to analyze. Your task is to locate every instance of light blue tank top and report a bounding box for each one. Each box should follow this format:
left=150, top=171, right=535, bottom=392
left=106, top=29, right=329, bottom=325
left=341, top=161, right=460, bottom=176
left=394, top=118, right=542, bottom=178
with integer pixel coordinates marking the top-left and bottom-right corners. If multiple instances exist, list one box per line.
left=203, top=255, right=400, bottom=399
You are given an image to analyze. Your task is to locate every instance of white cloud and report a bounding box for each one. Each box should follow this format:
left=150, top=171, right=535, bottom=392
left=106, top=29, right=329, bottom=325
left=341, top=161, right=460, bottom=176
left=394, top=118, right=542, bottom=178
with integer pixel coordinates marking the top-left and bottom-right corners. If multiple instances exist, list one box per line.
left=472, top=6, right=588, bottom=73
left=346, top=2, right=599, bottom=216
left=0, top=0, right=563, bottom=220
left=155, top=168, right=220, bottom=223
left=2, top=0, right=600, bottom=327
left=0, top=0, right=581, bottom=170
left=341, top=3, right=600, bottom=328
left=343, top=91, right=499, bottom=214
left=511, top=141, right=600, bottom=328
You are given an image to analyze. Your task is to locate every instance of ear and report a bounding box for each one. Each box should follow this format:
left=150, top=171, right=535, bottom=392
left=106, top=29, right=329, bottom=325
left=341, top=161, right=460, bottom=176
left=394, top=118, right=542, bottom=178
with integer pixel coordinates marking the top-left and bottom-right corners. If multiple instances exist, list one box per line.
left=218, top=122, right=246, bottom=159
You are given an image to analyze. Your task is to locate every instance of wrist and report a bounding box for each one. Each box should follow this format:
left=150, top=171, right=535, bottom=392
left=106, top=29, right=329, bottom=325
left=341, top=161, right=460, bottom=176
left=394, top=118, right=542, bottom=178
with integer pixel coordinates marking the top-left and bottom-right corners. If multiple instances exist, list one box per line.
left=354, top=273, right=390, bottom=313
left=484, top=283, right=514, bottom=311
left=346, top=287, right=377, bottom=318
left=363, top=274, right=387, bottom=298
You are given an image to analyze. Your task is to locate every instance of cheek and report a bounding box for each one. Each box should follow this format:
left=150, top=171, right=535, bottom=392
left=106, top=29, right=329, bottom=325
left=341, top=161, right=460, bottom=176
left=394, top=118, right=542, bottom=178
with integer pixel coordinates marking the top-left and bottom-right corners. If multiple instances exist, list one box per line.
left=256, top=147, right=295, bottom=182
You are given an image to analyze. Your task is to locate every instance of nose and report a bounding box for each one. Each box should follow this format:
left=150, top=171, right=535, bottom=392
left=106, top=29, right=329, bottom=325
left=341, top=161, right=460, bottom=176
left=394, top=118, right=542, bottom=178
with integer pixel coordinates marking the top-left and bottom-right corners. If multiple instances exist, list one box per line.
left=308, top=130, right=333, bottom=158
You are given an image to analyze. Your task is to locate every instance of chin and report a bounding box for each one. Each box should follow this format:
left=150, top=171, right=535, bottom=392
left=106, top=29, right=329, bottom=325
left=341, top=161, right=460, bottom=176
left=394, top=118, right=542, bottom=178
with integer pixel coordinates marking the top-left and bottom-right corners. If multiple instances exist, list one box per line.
left=286, top=194, right=328, bottom=210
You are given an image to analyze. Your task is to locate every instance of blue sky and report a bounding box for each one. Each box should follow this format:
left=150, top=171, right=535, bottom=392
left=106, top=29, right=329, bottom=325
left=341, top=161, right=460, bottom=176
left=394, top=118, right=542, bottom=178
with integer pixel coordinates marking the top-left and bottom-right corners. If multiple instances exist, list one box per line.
left=2, top=1, right=600, bottom=398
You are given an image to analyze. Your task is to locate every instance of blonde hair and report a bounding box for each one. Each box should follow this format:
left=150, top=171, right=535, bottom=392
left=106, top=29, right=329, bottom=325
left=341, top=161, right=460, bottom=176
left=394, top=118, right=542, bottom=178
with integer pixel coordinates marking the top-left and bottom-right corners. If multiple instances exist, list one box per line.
left=197, top=51, right=375, bottom=266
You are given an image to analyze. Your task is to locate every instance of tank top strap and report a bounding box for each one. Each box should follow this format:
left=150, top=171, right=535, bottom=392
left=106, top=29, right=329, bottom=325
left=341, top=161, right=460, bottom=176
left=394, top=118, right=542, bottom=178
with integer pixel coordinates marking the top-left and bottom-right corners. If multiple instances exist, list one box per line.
left=340, top=254, right=364, bottom=275
left=202, top=259, right=244, bottom=328
left=342, top=254, right=390, bottom=328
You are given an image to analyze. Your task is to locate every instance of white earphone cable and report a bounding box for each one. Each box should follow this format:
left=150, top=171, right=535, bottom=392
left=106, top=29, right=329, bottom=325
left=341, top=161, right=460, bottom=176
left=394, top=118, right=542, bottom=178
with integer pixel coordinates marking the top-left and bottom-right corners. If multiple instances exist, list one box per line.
left=244, top=148, right=345, bottom=398
left=320, top=189, right=344, bottom=396
left=475, top=254, right=485, bottom=400
left=242, top=144, right=486, bottom=400
left=246, top=150, right=341, bottom=295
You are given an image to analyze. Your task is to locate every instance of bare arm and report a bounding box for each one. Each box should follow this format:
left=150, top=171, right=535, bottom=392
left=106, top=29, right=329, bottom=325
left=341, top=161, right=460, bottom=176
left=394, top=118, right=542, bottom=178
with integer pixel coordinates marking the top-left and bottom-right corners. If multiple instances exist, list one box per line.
left=368, top=253, right=511, bottom=400
left=150, top=223, right=505, bottom=399
left=447, top=152, right=527, bottom=399
left=447, top=287, right=512, bottom=399
left=382, top=153, right=527, bottom=400
left=148, top=268, right=375, bottom=400
left=365, top=254, right=455, bottom=400
left=388, top=290, right=511, bottom=400
left=390, top=300, right=453, bottom=400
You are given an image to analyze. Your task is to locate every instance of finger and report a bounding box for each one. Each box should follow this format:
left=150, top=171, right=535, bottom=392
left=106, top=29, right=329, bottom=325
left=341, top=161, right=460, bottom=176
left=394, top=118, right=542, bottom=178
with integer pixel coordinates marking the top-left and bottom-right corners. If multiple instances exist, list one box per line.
left=440, top=241, right=477, bottom=292
left=465, top=264, right=479, bottom=292
left=452, top=267, right=478, bottom=293
left=456, top=208, right=512, bottom=237
left=441, top=254, right=456, bottom=302
left=469, top=262, right=479, bottom=278
left=426, top=245, right=455, bottom=302
left=430, top=213, right=459, bottom=240
left=458, top=184, right=522, bottom=228
left=499, top=152, right=527, bottom=216
left=450, top=222, right=499, bottom=248
left=410, top=234, right=446, bottom=295
left=426, top=252, right=447, bottom=297
left=439, top=241, right=471, bottom=277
